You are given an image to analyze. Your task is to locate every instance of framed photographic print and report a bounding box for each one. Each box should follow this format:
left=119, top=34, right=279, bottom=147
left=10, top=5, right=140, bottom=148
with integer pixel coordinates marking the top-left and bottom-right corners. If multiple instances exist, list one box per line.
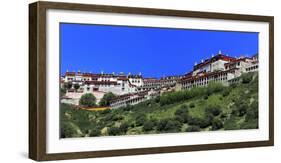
left=29, top=1, right=274, bottom=161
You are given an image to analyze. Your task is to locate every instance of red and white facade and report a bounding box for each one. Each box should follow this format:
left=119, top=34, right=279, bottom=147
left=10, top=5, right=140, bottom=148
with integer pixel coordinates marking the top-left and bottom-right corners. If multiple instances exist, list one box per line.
left=61, top=52, right=258, bottom=108
left=177, top=52, right=258, bottom=90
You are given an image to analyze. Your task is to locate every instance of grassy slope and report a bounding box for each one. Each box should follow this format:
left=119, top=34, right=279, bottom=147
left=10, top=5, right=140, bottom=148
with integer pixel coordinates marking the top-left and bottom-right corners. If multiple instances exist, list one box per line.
left=61, top=72, right=258, bottom=138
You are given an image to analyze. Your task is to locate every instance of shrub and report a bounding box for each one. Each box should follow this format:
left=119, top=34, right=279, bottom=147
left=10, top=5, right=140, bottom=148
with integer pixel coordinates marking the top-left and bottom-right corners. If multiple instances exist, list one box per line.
left=164, top=119, right=182, bottom=132
left=135, top=114, right=146, bottom=126
left=188, top=114, right=213, bottom=129
left=174, top=115, right=185, bottom=124
left=156, top=119, right=168, bottom=131
left=159, top=87, right=205, bottom=106
left=99, top=92, right=117, bottom=107
left=203, top=95, right=208, bottom=100
left=222, top=89, right=230, bottom=97
left=79, top=93, right=96, bottom=107
left=130, top=123, right=135, bottom=128
left=100, top=109, right=111, bottom=114
left=205, top=105, right=222, bottom=116
left=230, top=83, right=238, bottom=89
left=154, top=96, right=160, bottom=103
left=119, top=122, right=129, bottom=134
left=102, top=113, right=114, bottom=122
left=187, top=117, right=201, bottom=126
left=156, top=119, right=181, bottom=132
left=181, top=104, right=188, bottom=109
left=224, top=115, right=240, bottom=130
left=175, top=105, right=189, bottom=116
left=122, top=105, right=133, bottom=111
left=206, top=82, right=224, bottom=95
left=232, top=102, right=248, bottom=117
left=112, top=115, right=123, bottom=121
left=211, top=118, right=223, bottom=130
left=186, top=125, right=201, bottom=132
left=220, top=112, right=227, bottom=119
left=108, top=126, right=121, bottom=136
left=245, top=101, right=258, bottom=122
left=240, top=119, right=258, bottom=129
left=60, top=122, right=82, bottom=138
left=201, top=114, right=214, bottom=128
left=174, top=105, right=190, bottom=124
left=189, top=103, right=195, bottom=108
left=143, top=120, right=155, bottom=131
left=241, top=73, right=253, bottom=84
left=188, top=87, right=205, bottom=98
left=90, top=128, right=101, bottom=137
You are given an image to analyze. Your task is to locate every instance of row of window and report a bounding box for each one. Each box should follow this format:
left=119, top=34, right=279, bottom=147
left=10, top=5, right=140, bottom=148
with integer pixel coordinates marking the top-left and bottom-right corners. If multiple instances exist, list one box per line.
left=111, top=97, right=146, bottom=107
left=131, top=80, right=141, bottom=83
left=246, top=65, right=258, bottom=72
left=182, top=76, right=228, bottom=88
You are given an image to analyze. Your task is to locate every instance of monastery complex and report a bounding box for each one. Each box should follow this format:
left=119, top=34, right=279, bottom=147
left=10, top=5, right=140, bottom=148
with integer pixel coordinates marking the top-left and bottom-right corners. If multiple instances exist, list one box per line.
left=61, top=51, right=258, bottom=109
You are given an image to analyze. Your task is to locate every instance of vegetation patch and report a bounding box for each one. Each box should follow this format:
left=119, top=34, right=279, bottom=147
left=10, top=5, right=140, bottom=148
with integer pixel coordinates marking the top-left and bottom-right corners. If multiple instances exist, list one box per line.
left=61, top=72, right=258, bottom=138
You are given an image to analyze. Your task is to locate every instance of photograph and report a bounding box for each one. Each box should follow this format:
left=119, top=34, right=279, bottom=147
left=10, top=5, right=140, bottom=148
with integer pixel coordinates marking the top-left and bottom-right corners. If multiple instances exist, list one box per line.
left=59, top=23, right=259, bottom=138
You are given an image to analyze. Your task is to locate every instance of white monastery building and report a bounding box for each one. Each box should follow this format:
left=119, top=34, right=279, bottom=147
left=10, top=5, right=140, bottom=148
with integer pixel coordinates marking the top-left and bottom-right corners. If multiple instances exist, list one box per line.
left=60, top=51, right=258, bottom=108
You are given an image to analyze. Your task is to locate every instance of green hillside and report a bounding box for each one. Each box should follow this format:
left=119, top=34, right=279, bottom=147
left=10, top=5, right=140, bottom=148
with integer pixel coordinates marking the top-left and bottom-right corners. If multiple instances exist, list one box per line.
left=60, top=72, right=258, bottom=138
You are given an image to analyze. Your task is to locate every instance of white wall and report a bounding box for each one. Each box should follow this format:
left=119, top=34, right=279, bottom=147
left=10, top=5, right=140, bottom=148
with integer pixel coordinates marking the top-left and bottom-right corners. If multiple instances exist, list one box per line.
left=0, top=0, right=280, bottom=162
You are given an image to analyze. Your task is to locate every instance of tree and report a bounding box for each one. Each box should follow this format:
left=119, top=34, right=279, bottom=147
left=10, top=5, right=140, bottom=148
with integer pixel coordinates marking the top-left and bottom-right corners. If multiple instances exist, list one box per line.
left=79, top=93, right=96, bottom=107
left=74, top=83, right=80, bottom=92
left=65, top=82, right=72, bottom=89
left=99, top=92, right=116, bottom=107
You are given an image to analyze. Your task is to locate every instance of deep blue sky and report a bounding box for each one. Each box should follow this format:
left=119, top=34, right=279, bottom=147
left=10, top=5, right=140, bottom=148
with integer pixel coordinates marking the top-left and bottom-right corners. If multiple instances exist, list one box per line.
left=60, top=23, right=258, bottom=78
